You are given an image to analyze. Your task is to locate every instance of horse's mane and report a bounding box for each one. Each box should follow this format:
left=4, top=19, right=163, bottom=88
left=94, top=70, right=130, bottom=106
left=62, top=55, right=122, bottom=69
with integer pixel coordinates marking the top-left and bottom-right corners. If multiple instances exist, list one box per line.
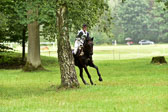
left=86, top=37, right=93, bottom=41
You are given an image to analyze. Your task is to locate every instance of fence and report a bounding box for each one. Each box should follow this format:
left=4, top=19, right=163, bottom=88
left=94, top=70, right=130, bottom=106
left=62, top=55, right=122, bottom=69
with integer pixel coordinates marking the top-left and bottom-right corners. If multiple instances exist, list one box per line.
left=1, top=42, right=168, bottom=60
left=92, top=44, right=168, bottom=60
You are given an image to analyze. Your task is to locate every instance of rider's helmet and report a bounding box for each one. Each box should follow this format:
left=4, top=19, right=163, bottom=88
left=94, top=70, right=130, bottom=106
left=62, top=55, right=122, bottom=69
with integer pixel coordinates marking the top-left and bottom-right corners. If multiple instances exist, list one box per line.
left=83, top=24, right=87, bottom=28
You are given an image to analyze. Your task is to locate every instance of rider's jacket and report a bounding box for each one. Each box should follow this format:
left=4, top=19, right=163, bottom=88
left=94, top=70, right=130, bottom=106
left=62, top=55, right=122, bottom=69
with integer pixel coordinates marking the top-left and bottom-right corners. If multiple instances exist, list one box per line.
left=76, top=29, right=89, bottom=41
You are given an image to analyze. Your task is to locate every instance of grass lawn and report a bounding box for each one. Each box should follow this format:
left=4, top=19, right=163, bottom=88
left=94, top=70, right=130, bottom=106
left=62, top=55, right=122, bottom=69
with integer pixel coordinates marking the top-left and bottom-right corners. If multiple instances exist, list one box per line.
left=38, top=44, right=168, bottom=60
left=0, top=53, right=168, bottom=112
left=93, top=44, right=168, bottom=60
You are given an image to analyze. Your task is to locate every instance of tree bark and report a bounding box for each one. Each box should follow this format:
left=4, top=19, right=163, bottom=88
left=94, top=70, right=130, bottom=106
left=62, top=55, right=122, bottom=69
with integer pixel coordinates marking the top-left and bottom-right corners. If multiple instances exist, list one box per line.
left=22, top=27, right=26, bottom=62
left=57, top=6, right=79, bottom=88
left=151, top=56, right=167, bottom=64
left=23, top=10, right=42, bottom=71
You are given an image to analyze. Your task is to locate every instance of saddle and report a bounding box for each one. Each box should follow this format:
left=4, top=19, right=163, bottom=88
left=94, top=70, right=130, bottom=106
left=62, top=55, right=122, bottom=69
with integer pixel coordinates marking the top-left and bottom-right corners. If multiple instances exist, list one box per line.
left=76, top=45, right=84, bottom=57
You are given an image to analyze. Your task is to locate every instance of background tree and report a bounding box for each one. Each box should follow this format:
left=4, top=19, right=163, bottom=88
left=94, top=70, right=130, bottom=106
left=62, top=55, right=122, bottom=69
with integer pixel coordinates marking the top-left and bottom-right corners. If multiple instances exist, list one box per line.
left=15, top=0, right=108, bottom=88
left=16, top=1, right=43, bottom=70
left=157, top=0, right=168, bottom=9
left=0, top=0, right=27, bottom=60
left=113, top=0, right=150, bottom=43
left=0, top=12, right=8, bottom=50
left=149, top=2, right=168, bottom=42
left=25, top=9, right=42, bottom=70
left=110, top=0, right=168, bottom=44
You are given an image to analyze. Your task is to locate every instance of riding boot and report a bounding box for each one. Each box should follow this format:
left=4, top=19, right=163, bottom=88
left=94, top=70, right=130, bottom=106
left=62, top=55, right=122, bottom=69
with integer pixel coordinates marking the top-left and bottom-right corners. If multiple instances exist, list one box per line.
left=75, top=49, right=81, bottom=57
left=79, top=51, right=84, bottom=56
left=78, top=46, right=84, bottom=56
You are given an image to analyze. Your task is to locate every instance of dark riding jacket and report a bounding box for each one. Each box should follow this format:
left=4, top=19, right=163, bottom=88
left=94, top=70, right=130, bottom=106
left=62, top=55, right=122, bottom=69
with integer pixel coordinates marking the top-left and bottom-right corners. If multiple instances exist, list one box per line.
left=76, top=29, right=89, bottom=39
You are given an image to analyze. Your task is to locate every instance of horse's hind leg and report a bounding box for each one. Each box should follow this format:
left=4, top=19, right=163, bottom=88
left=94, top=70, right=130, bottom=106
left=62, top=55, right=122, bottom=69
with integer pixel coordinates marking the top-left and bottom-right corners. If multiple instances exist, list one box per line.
left=79, top=67, right=88, bottom=85
left=89, top=63, right=103, bottom=82
left=84, top=66, right=94, bottom=85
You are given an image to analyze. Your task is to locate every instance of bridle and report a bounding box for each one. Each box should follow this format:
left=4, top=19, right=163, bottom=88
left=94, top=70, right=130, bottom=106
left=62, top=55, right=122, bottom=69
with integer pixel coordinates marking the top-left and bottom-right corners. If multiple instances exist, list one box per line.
left=83, top=38, right=93, bottom=58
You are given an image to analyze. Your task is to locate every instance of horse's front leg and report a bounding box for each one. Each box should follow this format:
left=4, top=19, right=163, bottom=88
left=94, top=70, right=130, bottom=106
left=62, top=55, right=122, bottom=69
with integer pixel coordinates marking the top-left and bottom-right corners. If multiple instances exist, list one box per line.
left=84, top=66, right=94, bottom=85
left=89, top=63, right=103, bottom=82
left=79, top=67, right=88, bottom=85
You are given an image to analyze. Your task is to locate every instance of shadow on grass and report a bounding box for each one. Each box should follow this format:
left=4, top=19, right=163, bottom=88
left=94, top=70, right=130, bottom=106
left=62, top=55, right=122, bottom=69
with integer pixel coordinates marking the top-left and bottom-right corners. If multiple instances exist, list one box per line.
left=0, top=83, right=81, bottom=100
left=0, top=85, right=48, bottom=100
left=0, top=52, right=59, bottom=70
left=46, top=84, right=82, bottom=93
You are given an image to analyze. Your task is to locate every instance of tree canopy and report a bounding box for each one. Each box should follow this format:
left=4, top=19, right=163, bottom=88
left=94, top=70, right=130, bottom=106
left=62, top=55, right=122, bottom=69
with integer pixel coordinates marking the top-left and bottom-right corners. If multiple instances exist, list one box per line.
left=0, top=0, right=27, bottom=51
left=0, top=0, right=25, bottom=42
left=110, top=0, right=168, bottom=44
left=14, top=0, right=109, bottom=87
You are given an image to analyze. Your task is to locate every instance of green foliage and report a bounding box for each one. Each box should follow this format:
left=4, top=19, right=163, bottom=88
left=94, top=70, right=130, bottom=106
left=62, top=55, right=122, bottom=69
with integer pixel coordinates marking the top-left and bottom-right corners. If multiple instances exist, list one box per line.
left=0, top=44, right=13, bottom=51
left=149, top=2, right=168, bottom=42
left=93, top=9, right=114, bottom=37
left=114, top=0, right=150, bottom=43
left=0, top=0, right=27, bottom=50
left=111, top=0, right=168, bottom=44
left=0, top=13, right=7, bottom=37
left=15, top=0, right=108, bottom=41
left=0, top=0, right=20, bottom=41
left=157, top=0, right=168, bottom=9
left=0, top=52, right=25, bottom=69
left=91, top=31, right=114, bottom=45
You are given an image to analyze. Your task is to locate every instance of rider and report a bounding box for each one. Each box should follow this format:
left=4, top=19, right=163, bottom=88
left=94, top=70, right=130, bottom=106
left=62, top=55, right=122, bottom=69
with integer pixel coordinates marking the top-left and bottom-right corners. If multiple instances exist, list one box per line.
left=74, top=24, right=89, bottom=56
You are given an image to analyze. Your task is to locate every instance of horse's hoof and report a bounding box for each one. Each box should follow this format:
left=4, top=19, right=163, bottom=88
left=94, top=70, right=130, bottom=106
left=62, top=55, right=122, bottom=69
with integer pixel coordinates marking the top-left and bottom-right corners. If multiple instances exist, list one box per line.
left=90, top=82, right=96, bottom=85
left=99, top=78, right=103, bottom=82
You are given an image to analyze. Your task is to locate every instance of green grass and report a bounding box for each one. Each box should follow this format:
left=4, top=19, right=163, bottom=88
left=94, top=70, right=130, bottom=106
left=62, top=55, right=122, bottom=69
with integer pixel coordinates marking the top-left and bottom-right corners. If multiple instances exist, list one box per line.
left=0, top=52, right=168, bottom=112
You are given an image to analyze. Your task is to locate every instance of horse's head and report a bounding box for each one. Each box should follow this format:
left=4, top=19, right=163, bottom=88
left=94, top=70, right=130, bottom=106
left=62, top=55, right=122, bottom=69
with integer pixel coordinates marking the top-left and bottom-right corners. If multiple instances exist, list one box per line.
left=83, top=37, right=94, bottom=57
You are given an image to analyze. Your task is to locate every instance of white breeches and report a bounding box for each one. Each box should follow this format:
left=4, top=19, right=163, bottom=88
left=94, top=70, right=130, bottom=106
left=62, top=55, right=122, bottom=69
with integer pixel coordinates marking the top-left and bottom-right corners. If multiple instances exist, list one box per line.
left=74, top=39, right=84, bottom=54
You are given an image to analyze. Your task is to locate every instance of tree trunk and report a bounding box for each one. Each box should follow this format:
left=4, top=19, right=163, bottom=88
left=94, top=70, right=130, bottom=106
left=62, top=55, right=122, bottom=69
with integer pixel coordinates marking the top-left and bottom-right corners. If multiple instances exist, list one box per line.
left=151, top=56, right=167, bottom=64
left=57, top=6, right=79, bottom=88
left=22, top=27, right=26, bottom=62
left=23, top=10, right=43, bottom=71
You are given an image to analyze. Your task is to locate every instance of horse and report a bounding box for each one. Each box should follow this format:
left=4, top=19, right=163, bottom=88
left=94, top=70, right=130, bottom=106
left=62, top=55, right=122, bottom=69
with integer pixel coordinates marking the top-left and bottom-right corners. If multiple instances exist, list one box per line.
left=73, top=37, right=103, bottom=85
